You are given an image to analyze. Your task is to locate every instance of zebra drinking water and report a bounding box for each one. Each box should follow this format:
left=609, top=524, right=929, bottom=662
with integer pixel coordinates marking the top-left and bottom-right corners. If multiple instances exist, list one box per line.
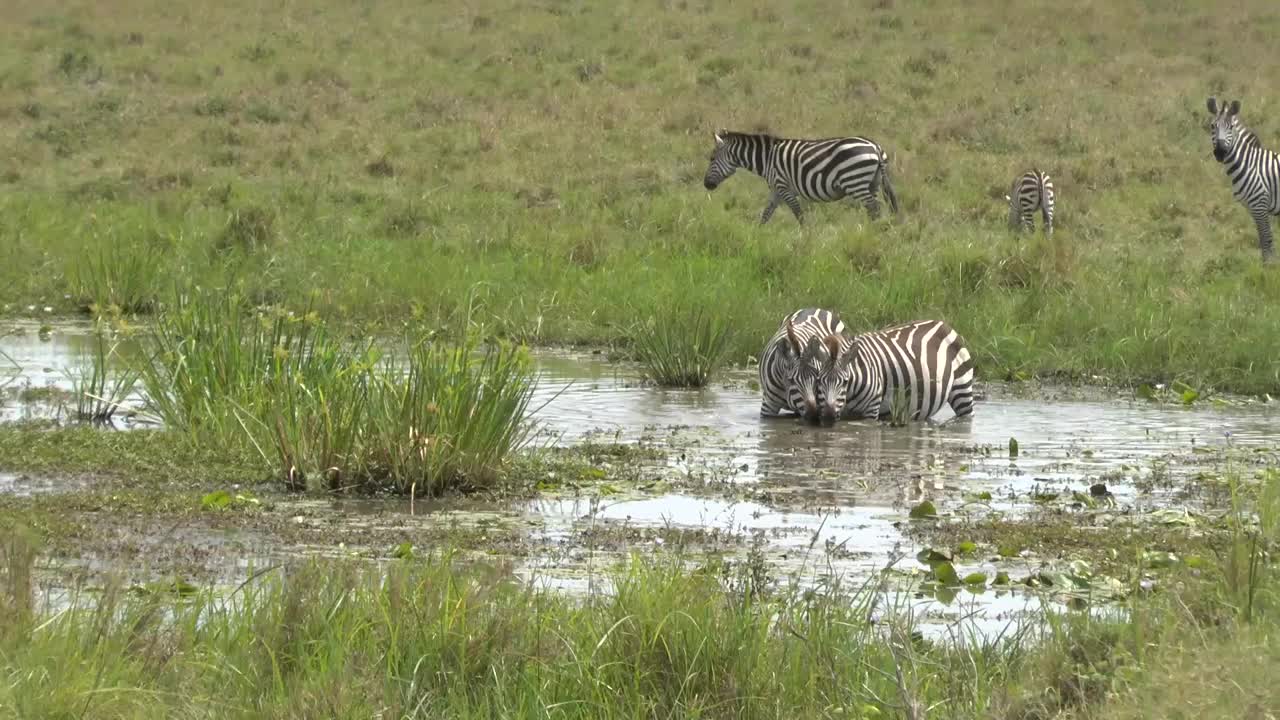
left=758, top=307, right=847, bottom=421
left=703, top=130, right=899, bottom=226
left=1006, top=169, right=1055, bottom=235
left=815, top=319, right=976, bottom=423
left=1207, top=97, right=1280, bottom=263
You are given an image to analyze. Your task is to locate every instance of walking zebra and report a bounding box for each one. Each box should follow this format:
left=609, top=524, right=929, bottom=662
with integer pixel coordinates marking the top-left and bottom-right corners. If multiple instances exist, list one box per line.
left=815, top=319, right=975, bottom=422
left=1207, top=97, right=1280, bottom=263
left=703, top=130, right=899, bottom=226
left=758, top=307, right=847, bottom=421
left=1006, top=169, right=1055, bottom=235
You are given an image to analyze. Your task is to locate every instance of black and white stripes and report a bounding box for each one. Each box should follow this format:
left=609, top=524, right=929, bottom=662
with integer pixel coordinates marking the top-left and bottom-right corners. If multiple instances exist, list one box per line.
left=1006, top=169, right=1055, bottom=235
left=759, top=312, right=976, bottom=423
left=1207, top=97, right=1280, bottom=263
left=821, top=320, right=976, bottom=422
left=704, top=131, right=899, bottom=225
left=758, top=308, right=847, bottom=421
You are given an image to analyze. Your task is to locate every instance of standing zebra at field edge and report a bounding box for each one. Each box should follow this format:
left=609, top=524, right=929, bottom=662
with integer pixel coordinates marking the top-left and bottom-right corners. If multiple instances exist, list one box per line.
left=1207, top=97, right=1280, bottom=263
left=1006, top=169, right=1055, bottom=235
left=814, top=319, right=975, bottom=423
left=703, top=130, right=899, bottom=226
left=758, top=307, right=847, bottom=421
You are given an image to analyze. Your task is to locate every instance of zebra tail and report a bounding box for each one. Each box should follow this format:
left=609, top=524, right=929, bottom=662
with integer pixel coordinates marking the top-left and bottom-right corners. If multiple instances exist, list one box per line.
left=879, top=152, right=900, bottom=215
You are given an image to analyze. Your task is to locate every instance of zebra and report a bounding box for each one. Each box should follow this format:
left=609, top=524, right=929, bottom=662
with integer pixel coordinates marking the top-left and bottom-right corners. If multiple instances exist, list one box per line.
left=758, top=307, right=847, bottom=422
left=814, top=319, right=976, bottom=422
left=1005, top=169, right=1055, bottom=235
left=703, top=130, right=899, bottom=226
left=1207, top=97, right=1280, bottom=263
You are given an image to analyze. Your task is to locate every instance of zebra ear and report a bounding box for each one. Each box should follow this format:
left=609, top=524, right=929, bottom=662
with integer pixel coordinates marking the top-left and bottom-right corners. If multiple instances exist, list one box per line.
left=714, top=130, right=728, bottom=146
left=1229, top=100, right=1241, bottom=116
left=822, top=334, right=841, bottom=364
left=784, top=318, right=802, bottom=356
left=1207, top=97, right=1218, bottom=115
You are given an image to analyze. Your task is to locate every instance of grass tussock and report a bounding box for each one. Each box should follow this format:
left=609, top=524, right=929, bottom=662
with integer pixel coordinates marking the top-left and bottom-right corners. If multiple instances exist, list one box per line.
left=136, top=287, right=538, bottom=494
left=64, top=320, right=140, bottom=423
left=631, top=307, right=735, bottom=387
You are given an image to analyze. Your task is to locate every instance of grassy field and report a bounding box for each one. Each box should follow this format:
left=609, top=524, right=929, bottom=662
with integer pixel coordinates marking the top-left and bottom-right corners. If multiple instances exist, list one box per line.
left=3, top=1, right=1280, bottom=392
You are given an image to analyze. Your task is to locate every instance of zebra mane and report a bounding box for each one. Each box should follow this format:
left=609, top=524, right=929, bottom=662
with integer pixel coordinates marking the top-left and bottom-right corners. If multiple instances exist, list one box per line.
left=1237, top=125, right=1266, bottom=151
left=721, top=130, right=777, bottom=144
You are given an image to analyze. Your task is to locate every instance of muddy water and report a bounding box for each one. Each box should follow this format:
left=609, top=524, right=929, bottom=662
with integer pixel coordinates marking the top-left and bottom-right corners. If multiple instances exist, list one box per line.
left=4, top=321, right=1279, bottom=638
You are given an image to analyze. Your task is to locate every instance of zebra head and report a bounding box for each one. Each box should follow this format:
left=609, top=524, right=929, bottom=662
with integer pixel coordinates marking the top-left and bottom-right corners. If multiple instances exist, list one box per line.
left=784, top=325, right=845, bottom=423
left=814, top=335, right=858, bottom=421
left=1207, top=97, right=1242, bottom=162
left=704, top=131, right=740, bottom=190
left=779, top=318, right=822, bottom=422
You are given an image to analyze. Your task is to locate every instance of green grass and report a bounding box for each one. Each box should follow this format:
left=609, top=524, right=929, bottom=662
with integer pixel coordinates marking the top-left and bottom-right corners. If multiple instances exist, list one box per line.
left=64, top=319, right=140, bottom=422
left=632, top=306, right=735, bottom=387
left=1, top=527, right=1278, bottom=720
left=133, top=287, right=538, bottom=494
left=1, top=1, right=1280, bottom=392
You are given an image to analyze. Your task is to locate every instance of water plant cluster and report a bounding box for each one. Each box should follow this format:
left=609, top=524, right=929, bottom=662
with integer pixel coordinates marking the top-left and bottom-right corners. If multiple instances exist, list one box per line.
left=128, top=288, right=539, bottom=495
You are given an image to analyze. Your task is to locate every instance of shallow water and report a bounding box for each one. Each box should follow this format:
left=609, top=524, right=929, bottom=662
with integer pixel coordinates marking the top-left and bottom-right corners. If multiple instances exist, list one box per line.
left=4, top=320, right=1279, bottom=639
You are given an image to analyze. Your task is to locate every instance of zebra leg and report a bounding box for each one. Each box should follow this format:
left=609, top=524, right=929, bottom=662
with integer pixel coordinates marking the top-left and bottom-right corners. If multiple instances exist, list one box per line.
left=1042, top=203, right=1054, bottom=236
left=760, top=193, right=780, bottom=225
left=862, top=194, right=882, bottom=220
left=781, top=191, right=805, bottom=225
left=1254, top=211, right=1276, bottom=263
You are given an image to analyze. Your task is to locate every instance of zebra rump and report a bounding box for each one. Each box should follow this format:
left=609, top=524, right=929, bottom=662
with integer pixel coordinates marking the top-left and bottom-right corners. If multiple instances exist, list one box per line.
left=758, top=307, right=846, bottom=421
left=1006, top=169, right=1055, bottom=235
left=821, top=319, right=976, bottom=422
left=704, top=130, right=899, bottom=226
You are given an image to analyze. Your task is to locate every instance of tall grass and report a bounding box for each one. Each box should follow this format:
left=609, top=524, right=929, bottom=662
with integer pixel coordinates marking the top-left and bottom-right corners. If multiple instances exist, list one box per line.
left=6, top=538, right=1276, bottom=719
left=631, top=308, right=735, bottom=388
left=135, top=287, right=538, bottom=494
left=67, top=228, right=164, bottom=315
left=64, top=321, right=140, bottom=423
left=0, top=548, right=1039, bottom=719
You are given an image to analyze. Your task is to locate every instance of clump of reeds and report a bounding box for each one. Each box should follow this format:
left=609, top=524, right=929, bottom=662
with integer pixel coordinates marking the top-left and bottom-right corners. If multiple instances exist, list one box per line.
left=631, top=307, right=734, bottom=388
left=134, top=287, right=538, bottom=494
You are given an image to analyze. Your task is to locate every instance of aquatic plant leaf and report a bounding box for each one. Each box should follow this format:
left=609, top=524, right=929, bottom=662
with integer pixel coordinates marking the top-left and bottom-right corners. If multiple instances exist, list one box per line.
left=993, top=571, right=1011, bottom=585
left=916, top=548, right=952, bottom=564
left=392, top=542, right=415, bottom=559
left=962, top=572, right=987, bottom=585
left=908, top=500, right=937, bottom=519
left=932, top=561, right=960, bottom=586
left=1008, top=437, right=1019, bottom=457
left=201, top=490, right=232, bottom=510
left=956, top=541, right=977, bottom=555
left=997, top=542, right=1022, bottom=558
left=1136, top=384, right=1158, bottom=400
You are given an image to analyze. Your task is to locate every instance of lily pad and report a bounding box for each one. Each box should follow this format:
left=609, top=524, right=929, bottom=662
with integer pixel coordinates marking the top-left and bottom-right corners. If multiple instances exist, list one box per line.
left=909, top=501, right=938, bottom=519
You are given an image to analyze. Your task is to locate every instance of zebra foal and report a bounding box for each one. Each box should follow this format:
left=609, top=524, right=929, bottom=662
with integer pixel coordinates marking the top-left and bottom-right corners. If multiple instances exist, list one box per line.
left=703, top=130, right=899, bottom=226
left=1006, top=169, right=1055, bottom=235
left=1207, top=97, right=1280, bottom=263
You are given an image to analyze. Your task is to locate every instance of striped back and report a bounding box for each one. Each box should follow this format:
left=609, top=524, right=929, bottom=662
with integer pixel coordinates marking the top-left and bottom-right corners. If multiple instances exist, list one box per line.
left=820, top=319, right=976, bottom=421
left=758, top=308, right=845, bottom=419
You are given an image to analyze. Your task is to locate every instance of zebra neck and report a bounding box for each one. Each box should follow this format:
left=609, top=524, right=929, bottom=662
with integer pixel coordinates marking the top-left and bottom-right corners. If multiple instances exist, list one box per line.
left=734, top=135, right=775, bottom=177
